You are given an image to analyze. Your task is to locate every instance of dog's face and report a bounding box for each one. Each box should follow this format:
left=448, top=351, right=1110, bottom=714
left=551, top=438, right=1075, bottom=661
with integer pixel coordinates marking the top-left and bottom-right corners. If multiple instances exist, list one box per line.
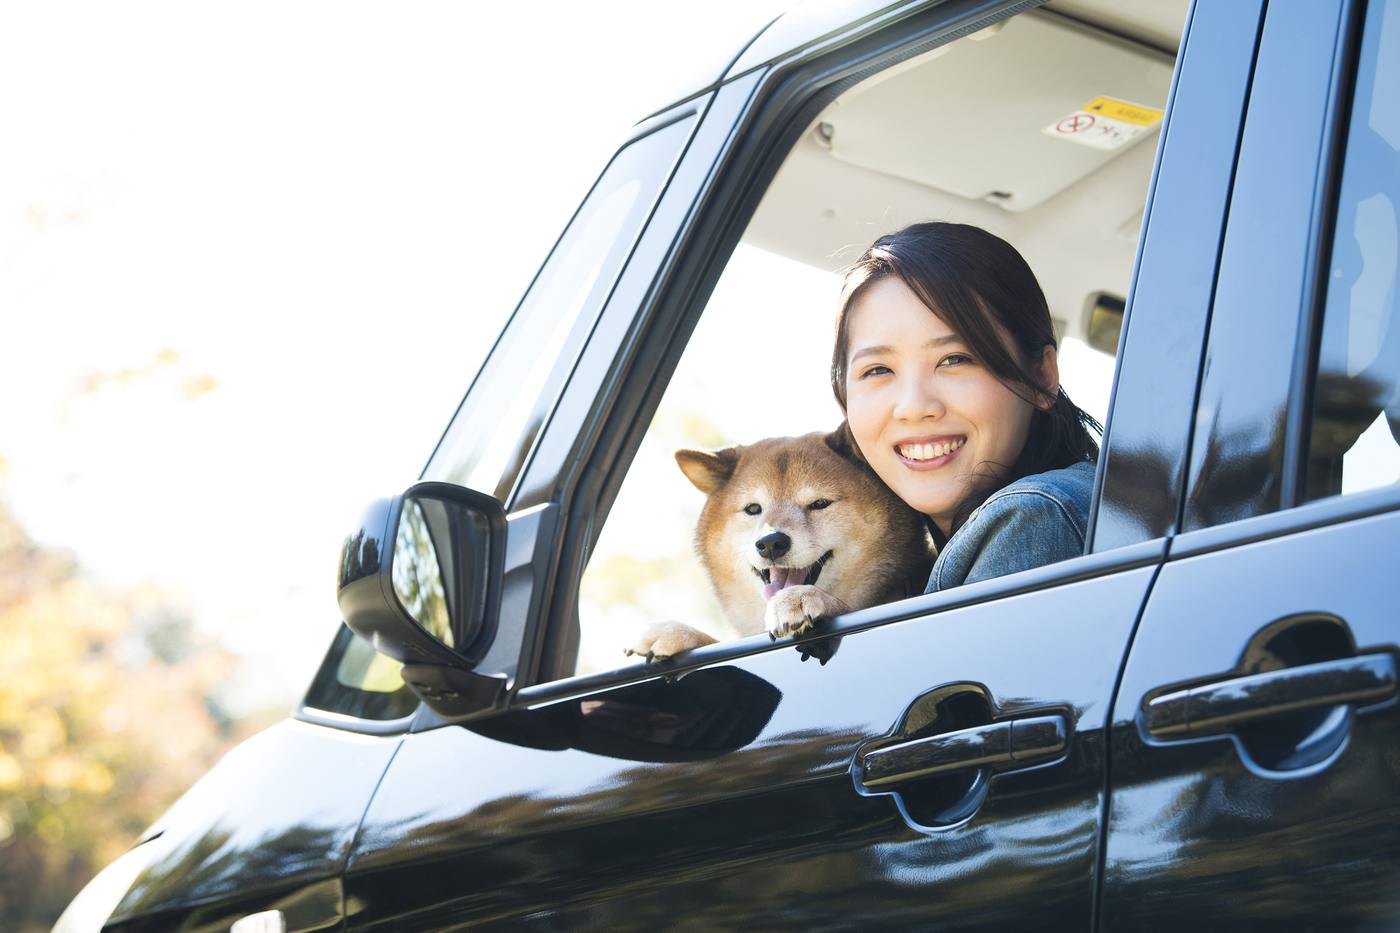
left=676, top=428, right=934, bottom=636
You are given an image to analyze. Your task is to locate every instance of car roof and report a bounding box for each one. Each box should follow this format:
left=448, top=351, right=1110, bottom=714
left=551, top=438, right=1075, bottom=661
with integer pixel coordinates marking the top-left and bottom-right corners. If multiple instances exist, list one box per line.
left=637, top=0, right=1187, bottom=123
left=732, top=0, right=1186, bottom=75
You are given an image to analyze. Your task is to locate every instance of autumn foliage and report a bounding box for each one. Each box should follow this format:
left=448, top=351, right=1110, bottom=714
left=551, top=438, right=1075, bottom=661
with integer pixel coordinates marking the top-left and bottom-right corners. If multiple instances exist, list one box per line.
left=0, top=487, right=249, bottom=932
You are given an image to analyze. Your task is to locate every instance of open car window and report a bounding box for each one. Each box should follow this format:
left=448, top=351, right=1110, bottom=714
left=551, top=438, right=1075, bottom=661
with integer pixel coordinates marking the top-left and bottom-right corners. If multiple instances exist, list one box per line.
left=568, top=7, right=1182, bottom=678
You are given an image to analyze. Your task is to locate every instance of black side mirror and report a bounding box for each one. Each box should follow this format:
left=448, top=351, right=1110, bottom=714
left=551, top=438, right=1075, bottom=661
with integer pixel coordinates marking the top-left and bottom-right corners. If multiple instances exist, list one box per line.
left=337, top=481, right=508, bottom=717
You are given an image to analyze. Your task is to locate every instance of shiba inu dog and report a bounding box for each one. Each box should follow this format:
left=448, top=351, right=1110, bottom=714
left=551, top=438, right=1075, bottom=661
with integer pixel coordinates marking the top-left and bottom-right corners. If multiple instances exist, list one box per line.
left=625, top=425, right=935, bottom=661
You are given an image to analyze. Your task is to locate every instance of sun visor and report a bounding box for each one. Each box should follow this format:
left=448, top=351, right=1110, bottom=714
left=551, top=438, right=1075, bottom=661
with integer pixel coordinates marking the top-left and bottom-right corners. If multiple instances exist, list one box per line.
left=817, top=12, right=1174, bottom=212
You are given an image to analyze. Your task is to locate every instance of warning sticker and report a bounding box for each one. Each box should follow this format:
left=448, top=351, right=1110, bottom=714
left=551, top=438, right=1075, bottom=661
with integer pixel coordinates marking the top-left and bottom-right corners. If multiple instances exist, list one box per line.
left=1043, top=97, right=1164, bottom=151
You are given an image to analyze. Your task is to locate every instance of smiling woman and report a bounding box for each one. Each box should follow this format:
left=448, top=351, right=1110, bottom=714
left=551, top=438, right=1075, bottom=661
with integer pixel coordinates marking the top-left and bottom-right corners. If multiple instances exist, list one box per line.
left=835, top=222, right=1102, bottom=588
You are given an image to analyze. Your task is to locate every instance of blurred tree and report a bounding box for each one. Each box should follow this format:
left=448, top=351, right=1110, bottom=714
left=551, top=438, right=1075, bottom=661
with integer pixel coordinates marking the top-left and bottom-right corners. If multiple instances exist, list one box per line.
left=0, top=478, right=254, bottom=932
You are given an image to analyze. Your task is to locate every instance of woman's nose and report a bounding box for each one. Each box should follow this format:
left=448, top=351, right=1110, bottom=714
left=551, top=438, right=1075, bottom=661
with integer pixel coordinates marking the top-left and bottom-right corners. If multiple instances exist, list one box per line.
left=892, top=376, right=944, bottom=422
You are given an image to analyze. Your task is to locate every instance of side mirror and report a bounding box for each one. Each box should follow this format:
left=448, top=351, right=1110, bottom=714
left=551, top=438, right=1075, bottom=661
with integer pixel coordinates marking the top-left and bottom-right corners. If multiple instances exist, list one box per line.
left=337, top=481, right=508, bottom=717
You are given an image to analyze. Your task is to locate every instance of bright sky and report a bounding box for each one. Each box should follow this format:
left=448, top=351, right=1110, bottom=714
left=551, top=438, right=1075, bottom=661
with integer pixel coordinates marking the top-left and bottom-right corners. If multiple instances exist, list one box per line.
left=20, top=2, right=1386, bottom=711
left=0, top=1, right=790, bottom=711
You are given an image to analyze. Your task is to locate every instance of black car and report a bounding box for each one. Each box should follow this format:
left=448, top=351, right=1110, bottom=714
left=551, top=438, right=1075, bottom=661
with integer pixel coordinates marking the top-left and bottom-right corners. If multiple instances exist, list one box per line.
left=56, top=0, right=1400, bottom=929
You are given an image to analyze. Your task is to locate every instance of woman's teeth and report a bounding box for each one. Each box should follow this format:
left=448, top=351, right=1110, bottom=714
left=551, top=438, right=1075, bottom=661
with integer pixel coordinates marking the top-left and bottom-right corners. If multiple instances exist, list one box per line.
left=898, top=438, right=964, bottom=461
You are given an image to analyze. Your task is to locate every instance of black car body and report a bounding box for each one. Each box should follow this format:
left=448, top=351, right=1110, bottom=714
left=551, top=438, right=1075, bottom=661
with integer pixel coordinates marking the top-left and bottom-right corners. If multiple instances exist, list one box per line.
left=57, top=0, right=1400, bottom=929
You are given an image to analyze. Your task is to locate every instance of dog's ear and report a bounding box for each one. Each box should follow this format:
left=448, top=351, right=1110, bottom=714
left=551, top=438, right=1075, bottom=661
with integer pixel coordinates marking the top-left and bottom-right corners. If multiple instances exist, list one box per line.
left=824, top=421, right=868, bottom=467
left=675, top=447, right=740, bottom=494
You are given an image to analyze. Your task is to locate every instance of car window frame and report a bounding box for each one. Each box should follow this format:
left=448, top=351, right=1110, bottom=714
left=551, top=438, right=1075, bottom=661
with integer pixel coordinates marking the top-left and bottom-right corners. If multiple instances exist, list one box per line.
left=422, top=111, right=701, bottom=508
left=504, top=0, right=1233, bottom=702
left=1088, top=0, right=1267, bottom=552
left=294, top=104, right=706, bottom=735
left=1173, top=0, right=1400, bottom=559
left=1180, top=0, right=1368, bottom=533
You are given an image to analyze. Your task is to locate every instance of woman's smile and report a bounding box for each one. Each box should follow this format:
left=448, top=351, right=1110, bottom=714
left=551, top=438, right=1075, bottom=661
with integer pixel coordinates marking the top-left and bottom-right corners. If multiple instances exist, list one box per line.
left=894, top=435, right=965, bottom=468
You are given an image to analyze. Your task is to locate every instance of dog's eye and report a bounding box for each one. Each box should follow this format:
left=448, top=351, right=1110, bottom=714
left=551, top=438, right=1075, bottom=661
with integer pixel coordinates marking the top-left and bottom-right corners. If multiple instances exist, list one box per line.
left=743, top=503, right=762, bottom=516
left=809, top=498, right=832, bottom=510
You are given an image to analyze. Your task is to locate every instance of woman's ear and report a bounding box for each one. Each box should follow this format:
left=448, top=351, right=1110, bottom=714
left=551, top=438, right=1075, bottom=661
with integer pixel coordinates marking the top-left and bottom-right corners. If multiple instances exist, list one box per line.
left=1035, top=345, right=1061, bottom=410
left=675, top=447, right=740, bottom=494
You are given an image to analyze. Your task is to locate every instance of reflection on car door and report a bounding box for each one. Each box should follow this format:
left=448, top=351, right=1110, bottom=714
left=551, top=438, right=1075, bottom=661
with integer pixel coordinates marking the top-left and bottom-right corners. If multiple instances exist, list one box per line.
left=104, top=721, right=401, bottom=933
left=1102, top=513, right=1400, bottom=929
left=1102, top=0, right=1400, bottom=926
left=342, top=563, right=1154, bottom=930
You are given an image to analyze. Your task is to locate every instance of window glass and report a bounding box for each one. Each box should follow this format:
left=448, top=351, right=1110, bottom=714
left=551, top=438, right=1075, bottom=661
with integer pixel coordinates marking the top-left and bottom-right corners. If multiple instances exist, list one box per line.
left=1305, top=0, right=1400, bottom=501
left=302, top=117, right=695, bottom=722
left=423, top=116, right=694, bottom=503
left=302, top=624, right=418, bottom=722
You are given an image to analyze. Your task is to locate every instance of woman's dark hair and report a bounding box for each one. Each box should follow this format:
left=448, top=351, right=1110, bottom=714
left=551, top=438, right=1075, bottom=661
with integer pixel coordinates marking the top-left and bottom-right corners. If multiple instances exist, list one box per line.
left=831, top=221, right=1101, bottom=540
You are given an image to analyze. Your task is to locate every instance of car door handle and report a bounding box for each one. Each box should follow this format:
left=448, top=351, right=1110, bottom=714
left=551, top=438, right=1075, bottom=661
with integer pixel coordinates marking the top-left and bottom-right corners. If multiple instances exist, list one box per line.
left=1143, top=653, right=1397, bottom=739
left=856, top=714, right=1068, bottom=789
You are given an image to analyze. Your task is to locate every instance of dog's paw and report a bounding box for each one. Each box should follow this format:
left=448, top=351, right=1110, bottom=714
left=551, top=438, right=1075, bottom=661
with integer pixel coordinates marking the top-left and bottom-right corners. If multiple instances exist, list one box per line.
left=624, top=621, right=717, bottom=663
left=796, top=635, right=842, bottom=666
left=765, top=585, right=838, bottom=640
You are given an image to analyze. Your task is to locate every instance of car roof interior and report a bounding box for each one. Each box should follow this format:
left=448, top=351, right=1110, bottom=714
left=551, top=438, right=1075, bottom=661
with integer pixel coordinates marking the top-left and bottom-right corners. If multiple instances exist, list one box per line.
left=741, top=0, right=1191, bottom=347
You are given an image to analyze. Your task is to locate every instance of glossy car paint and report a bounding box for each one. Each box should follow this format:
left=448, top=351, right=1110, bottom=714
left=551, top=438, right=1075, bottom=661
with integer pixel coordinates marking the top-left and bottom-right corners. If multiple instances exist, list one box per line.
left=1100, top=1, right=1400, bottom=922
left=1183, top=0, right=1353, bottom=529
left=102, top=720, right=401, bottom=932
left=63, top=0, right=1400, bottom=928
left=1102, top=510, right=1400, bottom=928
left=1089, top=0, right=1264, bottom=552
left=344, top=565, right=1153, bottom=930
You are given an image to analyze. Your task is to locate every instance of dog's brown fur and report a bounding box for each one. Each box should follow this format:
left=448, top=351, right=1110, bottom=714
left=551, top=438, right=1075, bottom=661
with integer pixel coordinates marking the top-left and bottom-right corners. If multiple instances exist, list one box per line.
left=625, top=425, right=934, bottom=661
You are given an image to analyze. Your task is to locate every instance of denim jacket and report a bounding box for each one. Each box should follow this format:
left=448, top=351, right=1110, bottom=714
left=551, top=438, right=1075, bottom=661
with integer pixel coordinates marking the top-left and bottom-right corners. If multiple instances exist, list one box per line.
left=924, top=460, right=1096, bottom=594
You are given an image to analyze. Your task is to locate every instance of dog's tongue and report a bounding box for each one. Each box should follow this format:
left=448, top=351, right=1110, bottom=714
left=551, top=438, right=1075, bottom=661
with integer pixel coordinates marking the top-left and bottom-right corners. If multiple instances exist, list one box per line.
left=762, top=566, right=808, bottom=600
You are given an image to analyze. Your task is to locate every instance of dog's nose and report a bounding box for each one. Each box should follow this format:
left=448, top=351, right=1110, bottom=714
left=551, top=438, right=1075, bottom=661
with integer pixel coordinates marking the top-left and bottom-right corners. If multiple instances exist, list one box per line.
left=755, top=531, right=791, bottom=560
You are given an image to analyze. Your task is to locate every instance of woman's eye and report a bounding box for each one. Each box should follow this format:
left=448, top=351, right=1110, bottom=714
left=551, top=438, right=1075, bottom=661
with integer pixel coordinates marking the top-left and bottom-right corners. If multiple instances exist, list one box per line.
left=809, top=498, right=832, bottom=510
left=940, top=353, right=974, bottom=367
left=860, top=365, right=892, bottom=379
left=743, top=503, right=762, bottom=516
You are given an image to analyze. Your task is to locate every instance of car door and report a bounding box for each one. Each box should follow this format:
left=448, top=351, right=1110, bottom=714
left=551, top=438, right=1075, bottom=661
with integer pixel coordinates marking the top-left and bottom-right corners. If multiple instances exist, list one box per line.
left=336, top=2, right=1262, bottom=930
left=1100, top=0, right=1400, bottom=927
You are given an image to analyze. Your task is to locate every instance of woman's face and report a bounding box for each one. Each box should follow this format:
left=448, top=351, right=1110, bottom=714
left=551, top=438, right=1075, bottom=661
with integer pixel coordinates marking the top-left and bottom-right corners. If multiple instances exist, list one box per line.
left=843, top=276, right=1050, bottom=536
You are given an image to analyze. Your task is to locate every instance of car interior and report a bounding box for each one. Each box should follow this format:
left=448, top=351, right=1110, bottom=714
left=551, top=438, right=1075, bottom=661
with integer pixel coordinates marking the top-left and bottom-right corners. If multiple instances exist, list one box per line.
left=745, top=0, right=1185, bottom=351
left=572, top=0, right=1192, bottom=677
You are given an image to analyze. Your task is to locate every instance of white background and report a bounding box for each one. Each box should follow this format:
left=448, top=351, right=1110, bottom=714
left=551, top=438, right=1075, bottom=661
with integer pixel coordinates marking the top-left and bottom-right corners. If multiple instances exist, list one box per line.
left=0, top=1, right=788, bottom=711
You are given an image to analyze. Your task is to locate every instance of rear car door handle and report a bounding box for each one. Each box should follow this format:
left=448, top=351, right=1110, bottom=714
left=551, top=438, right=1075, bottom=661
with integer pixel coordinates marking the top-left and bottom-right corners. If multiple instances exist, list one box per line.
left=1143, top=653, right=1397, bottom=739
left=856, top=714, right=1068, bottom=789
